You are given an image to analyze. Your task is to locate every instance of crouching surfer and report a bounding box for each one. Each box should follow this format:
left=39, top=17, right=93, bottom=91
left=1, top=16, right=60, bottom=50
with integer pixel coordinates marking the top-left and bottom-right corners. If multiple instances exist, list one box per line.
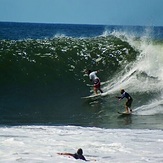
left=116, top=89, right=133, bottom=113
left=86, top=70, right=103, bottom=94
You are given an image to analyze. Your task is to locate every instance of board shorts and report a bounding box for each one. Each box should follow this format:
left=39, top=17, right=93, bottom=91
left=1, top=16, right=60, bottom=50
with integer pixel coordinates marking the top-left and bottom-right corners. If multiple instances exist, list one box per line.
left=126, top=98, right=133, bottom=108
left=93, top=78, right=101, bottom=89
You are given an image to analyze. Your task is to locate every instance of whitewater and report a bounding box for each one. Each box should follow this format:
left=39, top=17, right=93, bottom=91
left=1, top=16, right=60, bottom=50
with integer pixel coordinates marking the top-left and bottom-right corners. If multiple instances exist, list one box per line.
left=104, top=30, right=163, bottom=117
left=0, top=126, right=163, bottom=163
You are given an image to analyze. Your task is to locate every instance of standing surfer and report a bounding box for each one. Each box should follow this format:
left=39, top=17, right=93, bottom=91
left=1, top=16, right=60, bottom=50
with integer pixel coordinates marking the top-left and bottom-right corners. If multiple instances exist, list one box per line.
left=116, top=89, right=133, bottom=113
left=86, top=70, right=103, bottom=94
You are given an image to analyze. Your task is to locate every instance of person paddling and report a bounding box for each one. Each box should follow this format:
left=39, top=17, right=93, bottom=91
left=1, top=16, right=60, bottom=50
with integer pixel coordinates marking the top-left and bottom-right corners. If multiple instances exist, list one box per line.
left=57, top=148, right=87, bottom=161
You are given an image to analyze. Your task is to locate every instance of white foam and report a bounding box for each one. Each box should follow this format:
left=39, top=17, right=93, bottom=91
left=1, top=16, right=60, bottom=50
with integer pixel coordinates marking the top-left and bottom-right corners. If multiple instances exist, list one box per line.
left=101, top=30, right=163, bottom=116
left=0, top=126, right=162, bottom=163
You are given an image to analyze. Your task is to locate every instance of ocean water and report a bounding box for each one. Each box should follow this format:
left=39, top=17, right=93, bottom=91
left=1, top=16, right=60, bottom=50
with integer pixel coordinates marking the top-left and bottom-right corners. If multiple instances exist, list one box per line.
left=0, top=22, right=163, bottom=162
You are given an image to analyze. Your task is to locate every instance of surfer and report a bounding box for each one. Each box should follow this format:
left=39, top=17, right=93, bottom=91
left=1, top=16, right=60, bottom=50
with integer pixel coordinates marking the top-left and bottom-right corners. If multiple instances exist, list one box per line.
left=86, top=70, right=103, bottom=94
left=57, top=148, right=87, bottom=161
left=116, top=89, right=133, bottom=113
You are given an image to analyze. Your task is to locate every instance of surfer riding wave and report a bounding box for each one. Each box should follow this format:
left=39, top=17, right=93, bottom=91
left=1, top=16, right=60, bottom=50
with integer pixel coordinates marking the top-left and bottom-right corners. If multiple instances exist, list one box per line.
left=86, top=70, right=103, bottom=94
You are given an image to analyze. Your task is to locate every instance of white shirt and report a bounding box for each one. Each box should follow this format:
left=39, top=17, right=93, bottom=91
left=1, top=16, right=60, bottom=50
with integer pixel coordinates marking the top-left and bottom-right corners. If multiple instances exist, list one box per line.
left=89, top=71, right=98, bottom=81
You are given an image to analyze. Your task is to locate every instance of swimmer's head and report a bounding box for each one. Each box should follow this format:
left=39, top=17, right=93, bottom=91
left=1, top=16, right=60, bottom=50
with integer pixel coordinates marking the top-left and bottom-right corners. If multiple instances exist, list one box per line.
left=77, top=148, right=83, bottom=155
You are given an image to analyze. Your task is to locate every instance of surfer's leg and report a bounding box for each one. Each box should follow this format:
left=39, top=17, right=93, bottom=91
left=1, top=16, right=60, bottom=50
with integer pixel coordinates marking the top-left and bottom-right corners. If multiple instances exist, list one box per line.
left=125, top=102, right=130, bottom=113
left=94, top=79, right=103, bottom=94
left=98, top=81, right=103, bottom=93
left=127, top=99, right=132, bottom=112
left=96, top=83, right=103, bottom=93
left=99, top=88, right=103, bottom=93
left=94, top=87, right=98, bottom=94
left=125, top=106, right=130, bottom=113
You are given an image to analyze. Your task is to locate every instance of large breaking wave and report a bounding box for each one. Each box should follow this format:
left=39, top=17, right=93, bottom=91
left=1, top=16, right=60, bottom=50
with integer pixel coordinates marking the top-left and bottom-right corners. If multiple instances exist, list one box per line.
left=0, top=29, right=163, bottom=125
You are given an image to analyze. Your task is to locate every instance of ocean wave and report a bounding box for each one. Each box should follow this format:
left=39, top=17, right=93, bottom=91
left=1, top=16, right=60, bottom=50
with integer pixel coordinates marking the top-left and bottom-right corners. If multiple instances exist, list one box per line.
left=0, top=29, right=163, bottom=125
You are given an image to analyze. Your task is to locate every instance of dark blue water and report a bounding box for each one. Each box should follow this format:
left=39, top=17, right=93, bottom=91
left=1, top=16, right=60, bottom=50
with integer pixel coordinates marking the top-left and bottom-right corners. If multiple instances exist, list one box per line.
left=0, top=22, right=105, bottom=40
left=1, top=22, right=163, bottom=40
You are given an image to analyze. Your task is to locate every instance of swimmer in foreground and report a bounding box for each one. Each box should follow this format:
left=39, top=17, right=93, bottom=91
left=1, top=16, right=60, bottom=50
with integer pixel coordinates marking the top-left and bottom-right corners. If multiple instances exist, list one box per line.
left=57, top=148, right=87, bottom=161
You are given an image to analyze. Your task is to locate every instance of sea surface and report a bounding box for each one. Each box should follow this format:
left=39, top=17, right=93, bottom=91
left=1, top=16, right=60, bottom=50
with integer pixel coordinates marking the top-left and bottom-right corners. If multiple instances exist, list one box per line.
left=0, top=22, right=163, bottom=162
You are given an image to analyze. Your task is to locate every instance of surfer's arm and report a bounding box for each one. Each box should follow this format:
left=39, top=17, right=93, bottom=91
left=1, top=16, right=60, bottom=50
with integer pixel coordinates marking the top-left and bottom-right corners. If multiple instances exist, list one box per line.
left=116, top=96, right=123, bottom=100
left=86, top=84, right=94, bottom=87
left=92, top=70, right=102, bottom=74
left=116, top=92, right=126, bottom=100
left=97, top=69, right=103, bottom=72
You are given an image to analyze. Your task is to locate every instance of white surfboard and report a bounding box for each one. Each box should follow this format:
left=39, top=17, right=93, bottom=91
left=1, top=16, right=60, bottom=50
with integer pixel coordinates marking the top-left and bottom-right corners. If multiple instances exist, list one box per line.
left=117, top=111, right=132, bottom=115
left=81, top=92, right=108, bottom=100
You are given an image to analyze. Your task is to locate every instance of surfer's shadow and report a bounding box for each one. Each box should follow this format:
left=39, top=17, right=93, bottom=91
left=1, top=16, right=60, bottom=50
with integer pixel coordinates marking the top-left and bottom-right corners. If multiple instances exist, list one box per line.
left=117, top=115, right=132, bottom=125
left=82, top=97, right=106, bottom=106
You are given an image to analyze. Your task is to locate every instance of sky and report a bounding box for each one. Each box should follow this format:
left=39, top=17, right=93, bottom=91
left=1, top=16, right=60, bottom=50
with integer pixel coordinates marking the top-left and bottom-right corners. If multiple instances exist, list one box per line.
left=0, top=0, right=163, bottom=26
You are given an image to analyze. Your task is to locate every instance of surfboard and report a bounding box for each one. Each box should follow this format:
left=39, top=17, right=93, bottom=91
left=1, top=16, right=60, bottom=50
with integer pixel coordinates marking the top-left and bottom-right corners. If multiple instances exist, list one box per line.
left=117, top=111, right=132, bottom=115
left=81, top=92, right=108, bottom=100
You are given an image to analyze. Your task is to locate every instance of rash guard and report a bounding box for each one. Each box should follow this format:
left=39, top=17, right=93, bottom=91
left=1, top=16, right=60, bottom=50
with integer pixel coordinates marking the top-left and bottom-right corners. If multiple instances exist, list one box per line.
left=119, top=91, right=132, bottom=100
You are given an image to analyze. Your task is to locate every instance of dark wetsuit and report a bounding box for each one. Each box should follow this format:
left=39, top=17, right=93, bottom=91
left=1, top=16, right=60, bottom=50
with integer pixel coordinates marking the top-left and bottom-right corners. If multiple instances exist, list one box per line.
left=119, top=92, right=133, bottom=108
left=73, top=153, right=86, bottom=161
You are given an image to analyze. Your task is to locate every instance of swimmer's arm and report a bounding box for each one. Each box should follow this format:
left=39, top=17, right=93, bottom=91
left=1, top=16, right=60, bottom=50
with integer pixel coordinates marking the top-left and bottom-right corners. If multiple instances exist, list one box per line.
left=57, top=153, right=96, bottom=162
left=57, top=152, right=74, bottom=157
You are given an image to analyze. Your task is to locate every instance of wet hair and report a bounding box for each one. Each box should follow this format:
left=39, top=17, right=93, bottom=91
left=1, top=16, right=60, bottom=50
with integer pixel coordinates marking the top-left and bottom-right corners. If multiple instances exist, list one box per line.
left=77, top=148, right=83, bottom=155
left=87, top=70, right=92, bottom=74
left=121, top=89, right=125, bottom=94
